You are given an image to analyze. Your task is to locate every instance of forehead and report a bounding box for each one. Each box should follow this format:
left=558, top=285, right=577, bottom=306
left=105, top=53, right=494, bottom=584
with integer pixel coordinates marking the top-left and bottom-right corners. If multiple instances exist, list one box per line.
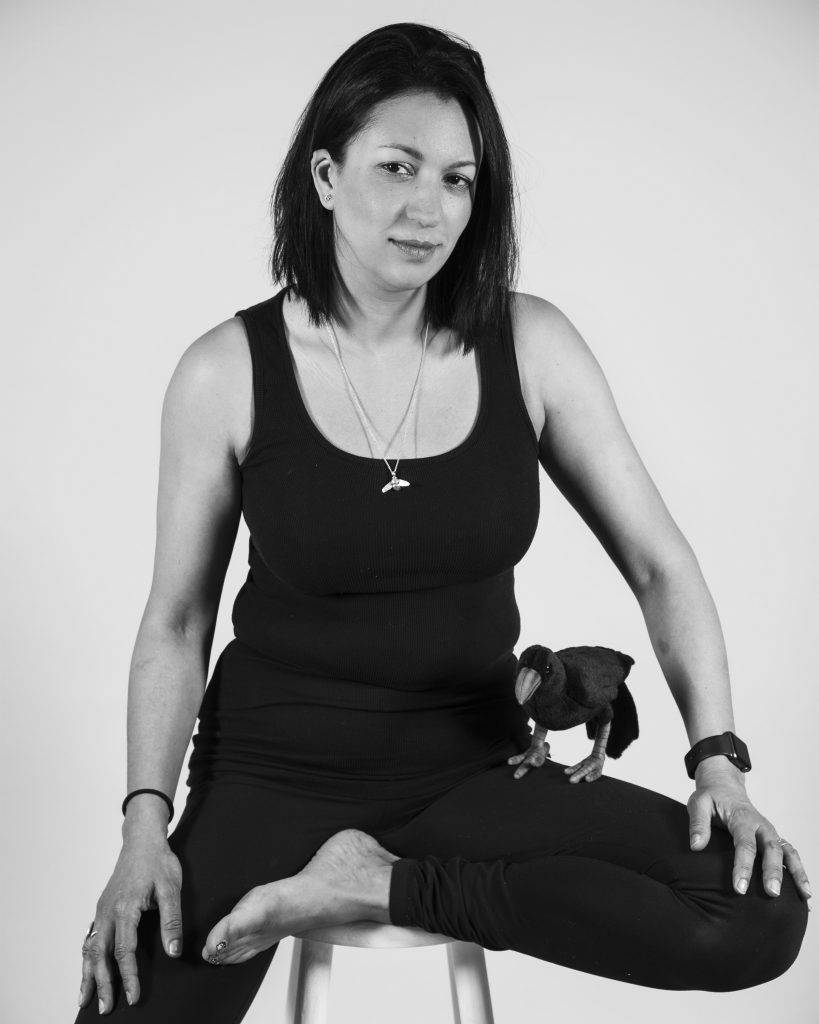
left=353, top=91, right=479, bottom=162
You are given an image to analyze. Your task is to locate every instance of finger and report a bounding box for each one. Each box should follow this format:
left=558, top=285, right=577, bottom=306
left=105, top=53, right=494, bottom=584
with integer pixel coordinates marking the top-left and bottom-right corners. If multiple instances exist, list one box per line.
left=113, top=908, right=141, bottom=1006
left=87, top=923, right=116, bottom=1014
left=79, top=932, right=99, bottom=1009
left=687, top=793, right=712, bottom=851
left=730, top=821, right=759, bottom=895
left=507, top=753, right=526, bottom=765
left=781, top=843, right=813, bottom=902
left=156, top=884, right=184, bottom=958
left=758, top=831, right=784, bottom=897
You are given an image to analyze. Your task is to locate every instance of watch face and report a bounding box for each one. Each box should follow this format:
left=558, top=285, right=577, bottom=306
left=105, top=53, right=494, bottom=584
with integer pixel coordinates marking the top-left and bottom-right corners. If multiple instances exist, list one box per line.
left=729, top=733, right=751, bottom=770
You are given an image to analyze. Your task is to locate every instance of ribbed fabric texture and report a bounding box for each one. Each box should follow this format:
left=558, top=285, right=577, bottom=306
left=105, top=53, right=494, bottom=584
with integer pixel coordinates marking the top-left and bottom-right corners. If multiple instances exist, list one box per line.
left=188, top=287, right=541, bottom=797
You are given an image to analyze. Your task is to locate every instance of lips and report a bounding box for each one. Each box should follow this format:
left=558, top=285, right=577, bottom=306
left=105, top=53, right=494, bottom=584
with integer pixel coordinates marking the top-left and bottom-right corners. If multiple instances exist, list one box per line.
left=390, top=239, right=441, bottom=259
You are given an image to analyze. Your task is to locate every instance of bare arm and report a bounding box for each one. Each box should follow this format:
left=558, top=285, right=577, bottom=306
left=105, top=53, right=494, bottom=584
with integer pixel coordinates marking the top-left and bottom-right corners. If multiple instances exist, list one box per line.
left=512, top=292, right=809, bottom=900
left=124, top=318, right=248, bottom=834
left=527, top=306, right=735, bottom=747
left=80, top=315, right=252, bottom=1013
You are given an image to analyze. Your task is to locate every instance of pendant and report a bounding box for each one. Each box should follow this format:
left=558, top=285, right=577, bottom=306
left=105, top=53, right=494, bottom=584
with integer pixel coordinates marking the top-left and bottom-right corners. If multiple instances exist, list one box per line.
left=381, top=474, right=410, bottom=493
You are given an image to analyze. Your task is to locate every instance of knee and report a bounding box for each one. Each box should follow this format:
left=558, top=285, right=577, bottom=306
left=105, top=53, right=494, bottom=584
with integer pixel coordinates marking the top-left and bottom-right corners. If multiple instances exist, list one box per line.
left=687, top=880, right=808, bottom=992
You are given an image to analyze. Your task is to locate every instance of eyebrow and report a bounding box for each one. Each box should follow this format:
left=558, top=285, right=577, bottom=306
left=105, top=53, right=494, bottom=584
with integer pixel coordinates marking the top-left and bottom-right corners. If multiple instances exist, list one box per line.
left=377, top=143, right=477, bottom=169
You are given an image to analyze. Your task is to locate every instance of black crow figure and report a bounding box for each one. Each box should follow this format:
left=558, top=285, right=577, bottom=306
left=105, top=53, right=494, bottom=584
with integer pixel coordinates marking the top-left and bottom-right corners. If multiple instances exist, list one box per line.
left=508, top=644, right=638, bottom=782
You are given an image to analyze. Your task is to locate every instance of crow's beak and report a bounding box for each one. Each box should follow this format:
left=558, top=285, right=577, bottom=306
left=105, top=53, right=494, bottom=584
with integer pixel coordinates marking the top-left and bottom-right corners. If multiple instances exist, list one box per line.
left=514, top=667, right=542, bottom=705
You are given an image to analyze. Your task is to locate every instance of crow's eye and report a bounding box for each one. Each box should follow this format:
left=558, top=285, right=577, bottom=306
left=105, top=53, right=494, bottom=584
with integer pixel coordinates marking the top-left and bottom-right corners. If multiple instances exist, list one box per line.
left=545, top=664, right=552, bottom=674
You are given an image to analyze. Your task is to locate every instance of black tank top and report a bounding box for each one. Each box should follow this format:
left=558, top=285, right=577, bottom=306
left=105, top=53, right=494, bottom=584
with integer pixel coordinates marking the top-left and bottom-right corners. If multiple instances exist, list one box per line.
left=189, top=287, right=541, bottom=796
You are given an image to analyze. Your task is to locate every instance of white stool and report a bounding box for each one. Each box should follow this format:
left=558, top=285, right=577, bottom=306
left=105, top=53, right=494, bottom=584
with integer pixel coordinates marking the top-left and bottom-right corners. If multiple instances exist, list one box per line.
left=286, top=921, right=495, bottom=1023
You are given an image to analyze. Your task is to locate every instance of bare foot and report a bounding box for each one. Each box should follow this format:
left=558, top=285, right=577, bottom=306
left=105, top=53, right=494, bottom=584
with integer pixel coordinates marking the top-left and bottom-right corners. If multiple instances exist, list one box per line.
left=201, top=828, right=401, bottom=965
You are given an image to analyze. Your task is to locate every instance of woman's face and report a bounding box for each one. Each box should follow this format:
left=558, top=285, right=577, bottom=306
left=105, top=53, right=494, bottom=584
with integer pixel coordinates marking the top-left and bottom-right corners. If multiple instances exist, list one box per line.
left=312, top=90, right=480, bottom=299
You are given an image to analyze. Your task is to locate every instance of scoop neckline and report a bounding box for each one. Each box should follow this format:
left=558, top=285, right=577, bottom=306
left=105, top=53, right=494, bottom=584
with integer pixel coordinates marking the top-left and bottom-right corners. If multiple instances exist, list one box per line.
left=274, top=289, right=490, bottom=466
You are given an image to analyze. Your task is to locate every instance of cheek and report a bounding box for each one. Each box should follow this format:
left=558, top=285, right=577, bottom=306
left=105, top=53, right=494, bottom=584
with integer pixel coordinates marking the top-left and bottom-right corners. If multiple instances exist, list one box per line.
left=337, top=188, right=394, bottom=243
left=446, top=198, right=473, bottom=243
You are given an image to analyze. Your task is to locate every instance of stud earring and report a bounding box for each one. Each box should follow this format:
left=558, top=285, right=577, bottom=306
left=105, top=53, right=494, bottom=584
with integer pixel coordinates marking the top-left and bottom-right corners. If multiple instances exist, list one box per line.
left=324, top=193, right=332, bottom=202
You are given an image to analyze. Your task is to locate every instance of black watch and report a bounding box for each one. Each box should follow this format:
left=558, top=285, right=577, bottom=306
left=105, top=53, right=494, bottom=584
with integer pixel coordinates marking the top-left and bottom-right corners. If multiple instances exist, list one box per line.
left=684, top=731, right=752, bottom=780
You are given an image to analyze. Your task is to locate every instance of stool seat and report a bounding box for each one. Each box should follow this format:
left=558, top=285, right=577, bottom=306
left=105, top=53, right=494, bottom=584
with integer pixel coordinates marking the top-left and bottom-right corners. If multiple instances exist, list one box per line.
left=293, top=919, right=456, bottom=947
left=286, top=920, right=495, bottom=1023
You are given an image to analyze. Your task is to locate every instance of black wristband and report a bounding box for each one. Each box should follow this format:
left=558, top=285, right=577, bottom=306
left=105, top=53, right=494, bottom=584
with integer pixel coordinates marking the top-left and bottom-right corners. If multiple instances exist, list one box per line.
left=122, top=788, right=175, bottom=823
left=684, top=731, right=751, bottom=780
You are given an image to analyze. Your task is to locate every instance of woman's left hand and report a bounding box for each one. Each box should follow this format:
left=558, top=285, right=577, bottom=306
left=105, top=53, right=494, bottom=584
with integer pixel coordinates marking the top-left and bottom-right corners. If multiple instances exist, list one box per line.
left=687, top=757, right=812, bottom=902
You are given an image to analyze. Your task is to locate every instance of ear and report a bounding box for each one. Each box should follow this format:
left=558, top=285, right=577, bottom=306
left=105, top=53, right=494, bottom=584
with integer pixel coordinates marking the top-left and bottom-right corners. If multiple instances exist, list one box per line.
left=310, top=149, right=337, bottom=208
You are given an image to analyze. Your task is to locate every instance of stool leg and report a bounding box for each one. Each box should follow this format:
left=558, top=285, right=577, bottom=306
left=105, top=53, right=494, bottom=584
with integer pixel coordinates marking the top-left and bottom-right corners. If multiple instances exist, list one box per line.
left=285, top=937, right=334, bottom=1024
left=446, top=942, right=495, bottom=1024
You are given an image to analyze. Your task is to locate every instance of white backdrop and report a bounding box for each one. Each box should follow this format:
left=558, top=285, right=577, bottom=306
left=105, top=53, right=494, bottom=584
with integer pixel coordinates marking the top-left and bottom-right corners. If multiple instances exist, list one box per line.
left=1, top=1, right=817, bottom=1021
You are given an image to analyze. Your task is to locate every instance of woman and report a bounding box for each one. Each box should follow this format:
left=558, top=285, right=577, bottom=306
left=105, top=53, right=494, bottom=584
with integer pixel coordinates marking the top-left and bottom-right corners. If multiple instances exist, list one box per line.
left=75, top=22, right=809, bottom=1020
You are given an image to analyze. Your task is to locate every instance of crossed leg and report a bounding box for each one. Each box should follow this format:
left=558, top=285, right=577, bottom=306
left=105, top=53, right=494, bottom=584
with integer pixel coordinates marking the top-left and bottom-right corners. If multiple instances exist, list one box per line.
left=74, top=756, right=808, bottom=1019
left=377, top=757, right=809, bottom=991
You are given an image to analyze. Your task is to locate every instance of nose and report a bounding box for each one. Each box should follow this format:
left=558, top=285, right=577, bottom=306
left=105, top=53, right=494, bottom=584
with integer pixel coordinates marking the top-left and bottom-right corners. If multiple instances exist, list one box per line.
left=405, top=178, right=443, bottom=228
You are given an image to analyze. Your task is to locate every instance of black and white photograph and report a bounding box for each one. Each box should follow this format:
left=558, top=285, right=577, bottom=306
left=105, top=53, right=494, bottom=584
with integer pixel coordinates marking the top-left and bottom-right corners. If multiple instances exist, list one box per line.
left=2, top=1, right=816, bottom=1021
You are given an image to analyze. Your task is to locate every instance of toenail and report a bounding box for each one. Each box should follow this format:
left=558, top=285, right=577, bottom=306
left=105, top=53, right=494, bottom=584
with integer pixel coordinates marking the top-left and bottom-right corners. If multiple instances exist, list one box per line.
left=216, top=940, right=227, bottom=952
left=208, top=955, right=221, bottom=966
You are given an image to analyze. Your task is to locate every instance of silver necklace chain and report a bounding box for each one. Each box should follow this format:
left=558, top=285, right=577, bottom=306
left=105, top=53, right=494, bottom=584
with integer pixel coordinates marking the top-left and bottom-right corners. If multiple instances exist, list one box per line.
left=323, top=319, right=430, bottom=493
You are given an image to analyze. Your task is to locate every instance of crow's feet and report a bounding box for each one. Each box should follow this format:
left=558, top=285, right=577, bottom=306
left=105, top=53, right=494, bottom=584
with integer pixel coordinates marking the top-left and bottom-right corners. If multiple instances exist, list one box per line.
left=508, top=739, right=551, bottom=780
left=564, top=752, right=606, bottom=783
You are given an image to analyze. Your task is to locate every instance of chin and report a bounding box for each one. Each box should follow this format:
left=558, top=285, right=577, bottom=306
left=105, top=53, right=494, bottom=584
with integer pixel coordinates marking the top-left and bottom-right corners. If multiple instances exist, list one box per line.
left=384, top=257, right=446, bottom=291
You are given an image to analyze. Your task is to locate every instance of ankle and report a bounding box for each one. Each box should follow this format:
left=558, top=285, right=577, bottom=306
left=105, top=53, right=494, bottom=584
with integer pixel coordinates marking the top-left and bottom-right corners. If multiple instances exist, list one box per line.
left=360, top=859, right=395, bottom=924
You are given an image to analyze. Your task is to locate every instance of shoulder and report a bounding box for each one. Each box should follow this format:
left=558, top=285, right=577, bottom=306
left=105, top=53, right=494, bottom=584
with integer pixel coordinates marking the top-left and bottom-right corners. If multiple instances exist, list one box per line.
left=508, top=290, right=609, bottom=413
left=509, top=290, right=593, bottom=367
left=163, top=315, right=252, bottom=463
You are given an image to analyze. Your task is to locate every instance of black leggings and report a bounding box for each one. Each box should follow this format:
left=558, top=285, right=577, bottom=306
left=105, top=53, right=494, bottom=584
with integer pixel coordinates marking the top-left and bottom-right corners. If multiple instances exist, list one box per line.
left=73, top=752, right=807, bottom=1022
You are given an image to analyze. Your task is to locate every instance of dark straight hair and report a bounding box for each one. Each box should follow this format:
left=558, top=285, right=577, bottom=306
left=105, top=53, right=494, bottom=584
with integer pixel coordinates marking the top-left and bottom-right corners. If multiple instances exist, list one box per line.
left=270, top=22, right=519, bottom=355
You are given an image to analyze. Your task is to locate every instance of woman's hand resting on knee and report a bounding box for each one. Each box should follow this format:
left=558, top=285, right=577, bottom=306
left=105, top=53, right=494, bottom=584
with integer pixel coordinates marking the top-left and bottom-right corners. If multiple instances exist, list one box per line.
left=688, top=758, right=811, bottom=903
left=78, top=826, right=183, bottom=1014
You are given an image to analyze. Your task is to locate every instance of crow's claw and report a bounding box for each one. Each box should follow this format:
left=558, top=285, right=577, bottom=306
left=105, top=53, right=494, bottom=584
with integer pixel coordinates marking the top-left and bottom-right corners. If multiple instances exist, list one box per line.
left=564, top=752, right=606, bottom=783
left=507, top=740, right=552, bottom=780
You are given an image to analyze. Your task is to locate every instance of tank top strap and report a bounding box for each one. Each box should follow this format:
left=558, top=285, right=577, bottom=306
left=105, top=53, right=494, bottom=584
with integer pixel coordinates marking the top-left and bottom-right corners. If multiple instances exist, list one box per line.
left=233, top=288, right=295, bottom=470
left=234, top=287, right=291, bottom=390
left=492, top=296, right=540, bottom=452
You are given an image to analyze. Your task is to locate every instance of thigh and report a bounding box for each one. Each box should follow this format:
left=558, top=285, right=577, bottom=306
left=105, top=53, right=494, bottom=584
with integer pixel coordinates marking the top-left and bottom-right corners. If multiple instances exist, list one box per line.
left=378, top=755, right=734, bottom=886
left=75, top=779, right=384, bottom=1024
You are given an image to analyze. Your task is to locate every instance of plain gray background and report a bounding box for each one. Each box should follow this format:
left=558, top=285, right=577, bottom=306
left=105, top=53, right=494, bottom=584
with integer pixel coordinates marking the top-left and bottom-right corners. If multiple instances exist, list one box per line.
left=1, top=0, right=816, bottom=1021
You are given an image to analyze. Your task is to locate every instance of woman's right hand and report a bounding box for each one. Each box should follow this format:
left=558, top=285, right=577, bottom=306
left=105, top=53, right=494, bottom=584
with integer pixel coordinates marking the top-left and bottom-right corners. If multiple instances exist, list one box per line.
left=79, top=831, right=183, bottom=1014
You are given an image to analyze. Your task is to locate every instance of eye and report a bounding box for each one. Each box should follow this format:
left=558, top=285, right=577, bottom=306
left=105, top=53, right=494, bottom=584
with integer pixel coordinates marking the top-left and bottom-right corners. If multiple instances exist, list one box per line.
left=445, top=174, right=473, bottom=191
left=380, top=162, right=413, bottom=178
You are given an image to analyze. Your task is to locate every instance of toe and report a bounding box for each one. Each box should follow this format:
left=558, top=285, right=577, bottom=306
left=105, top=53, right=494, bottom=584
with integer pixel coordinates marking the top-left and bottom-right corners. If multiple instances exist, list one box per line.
left=202, top=919, right=231, bottom=964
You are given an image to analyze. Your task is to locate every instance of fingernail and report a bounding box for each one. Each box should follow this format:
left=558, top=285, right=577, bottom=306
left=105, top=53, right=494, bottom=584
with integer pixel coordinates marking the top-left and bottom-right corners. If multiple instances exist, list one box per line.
left=126, top=992, right=133, bottom=1006
left=78, top=989, right=83, bottom=1008
left=98, top=998, right=104, bottom=1014
left=805, top=883, right=812, bottom=898
left=690, top=834, right=701, bottom=848
left=737, top=878, right=748, bottom=894
left=770, top=880, right=781, bottom=896
left=169, top=939, right=180, bottom=956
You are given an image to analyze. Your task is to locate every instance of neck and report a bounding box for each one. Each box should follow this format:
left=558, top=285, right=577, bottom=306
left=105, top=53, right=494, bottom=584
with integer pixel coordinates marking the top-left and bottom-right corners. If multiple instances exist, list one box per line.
left=329, top=275, right=430, bottom=358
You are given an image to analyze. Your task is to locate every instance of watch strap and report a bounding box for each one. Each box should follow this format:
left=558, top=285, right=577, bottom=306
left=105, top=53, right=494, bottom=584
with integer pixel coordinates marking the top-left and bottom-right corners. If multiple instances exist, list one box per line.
left=685, top=731, right=751, bottom=780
